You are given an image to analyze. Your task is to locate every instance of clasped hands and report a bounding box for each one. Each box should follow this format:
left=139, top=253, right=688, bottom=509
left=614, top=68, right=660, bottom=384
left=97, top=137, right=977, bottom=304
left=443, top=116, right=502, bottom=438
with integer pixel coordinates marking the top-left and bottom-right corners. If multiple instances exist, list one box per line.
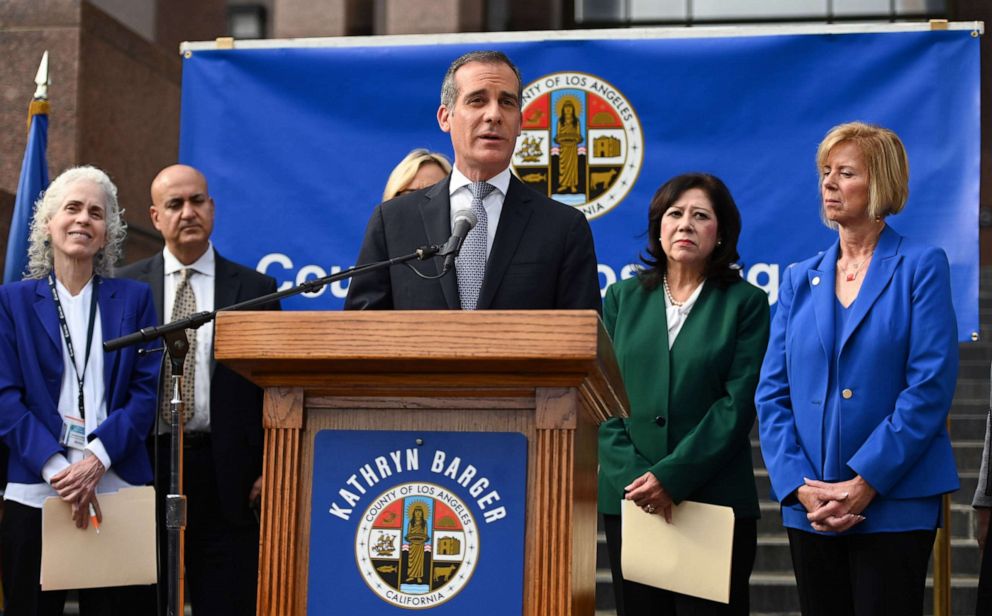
left=51, top=454, right=106, bottom=529
left=625, top=471, right=674, bottom=523
left=797, top=476, right=876, bottom=533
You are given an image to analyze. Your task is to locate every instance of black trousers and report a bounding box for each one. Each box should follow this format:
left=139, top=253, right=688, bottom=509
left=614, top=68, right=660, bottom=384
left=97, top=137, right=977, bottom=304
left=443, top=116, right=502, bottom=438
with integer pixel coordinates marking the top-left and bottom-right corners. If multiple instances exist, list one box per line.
left=603, top=513, right=756, bottom=616
left=1, top=500, right=155, bottom=616
left=977, top=514, right=992, bottom=616
left=787, top=527, right=935, bottom=616
left=155, top=435, right=259, bottom=616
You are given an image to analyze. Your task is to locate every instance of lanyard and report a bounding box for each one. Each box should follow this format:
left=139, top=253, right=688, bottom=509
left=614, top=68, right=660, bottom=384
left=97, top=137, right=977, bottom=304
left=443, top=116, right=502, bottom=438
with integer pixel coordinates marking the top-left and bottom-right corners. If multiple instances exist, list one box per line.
left=47, top=275, right=98, bottom=420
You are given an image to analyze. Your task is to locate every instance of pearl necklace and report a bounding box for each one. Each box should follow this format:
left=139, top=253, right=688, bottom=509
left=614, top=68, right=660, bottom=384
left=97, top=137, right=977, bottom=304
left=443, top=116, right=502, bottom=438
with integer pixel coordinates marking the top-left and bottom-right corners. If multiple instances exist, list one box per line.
left=663, top=276, right=684, bottom=307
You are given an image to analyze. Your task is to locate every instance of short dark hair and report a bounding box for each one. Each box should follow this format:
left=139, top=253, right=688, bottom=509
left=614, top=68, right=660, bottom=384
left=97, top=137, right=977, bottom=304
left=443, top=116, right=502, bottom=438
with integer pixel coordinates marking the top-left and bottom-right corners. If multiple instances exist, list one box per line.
left=440, top=50, right=522, bottom=109
left=639, top=173, right=743, bottom=291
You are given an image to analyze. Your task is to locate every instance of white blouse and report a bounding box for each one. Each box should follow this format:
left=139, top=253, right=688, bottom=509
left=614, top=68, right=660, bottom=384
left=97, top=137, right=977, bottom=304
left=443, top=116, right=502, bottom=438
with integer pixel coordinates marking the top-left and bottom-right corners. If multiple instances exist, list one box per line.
left=665, top=281, right=704, bottom=349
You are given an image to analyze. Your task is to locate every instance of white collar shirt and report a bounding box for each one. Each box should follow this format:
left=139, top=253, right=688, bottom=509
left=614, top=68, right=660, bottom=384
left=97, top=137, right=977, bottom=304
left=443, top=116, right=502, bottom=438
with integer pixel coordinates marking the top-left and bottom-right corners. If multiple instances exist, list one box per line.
left=665, top=280, right=705, bottom=350
left=448, top=166, right=511, bottom=260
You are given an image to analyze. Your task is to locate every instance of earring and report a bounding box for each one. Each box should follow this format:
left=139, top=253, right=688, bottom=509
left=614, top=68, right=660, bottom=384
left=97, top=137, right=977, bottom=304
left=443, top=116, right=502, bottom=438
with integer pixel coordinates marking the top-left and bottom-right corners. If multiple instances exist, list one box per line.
left=717, top=239, right=723, bottom=246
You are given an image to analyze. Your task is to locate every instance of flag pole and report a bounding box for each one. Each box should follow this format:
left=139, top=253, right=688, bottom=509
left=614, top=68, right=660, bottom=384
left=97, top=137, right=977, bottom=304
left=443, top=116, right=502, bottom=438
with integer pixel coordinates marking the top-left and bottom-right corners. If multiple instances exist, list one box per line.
left=4, top=52, right=51, bottom=283
left=33, top=50, right=50, bottom=100
left=26, top=50, right=51, bottom=133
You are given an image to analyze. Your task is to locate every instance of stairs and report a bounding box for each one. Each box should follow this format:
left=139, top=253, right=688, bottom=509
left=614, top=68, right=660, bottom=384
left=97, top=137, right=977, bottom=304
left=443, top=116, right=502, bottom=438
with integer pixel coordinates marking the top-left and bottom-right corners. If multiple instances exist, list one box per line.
left=594, top=267, right=992, bottom=616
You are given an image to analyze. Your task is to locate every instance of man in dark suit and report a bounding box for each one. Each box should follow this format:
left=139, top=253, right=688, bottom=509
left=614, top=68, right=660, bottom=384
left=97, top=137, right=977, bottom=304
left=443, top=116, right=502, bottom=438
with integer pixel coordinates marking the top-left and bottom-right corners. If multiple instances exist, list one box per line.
left=117, top=164, right=279, bottom=615
left=345, top=50, right=601, bottom=311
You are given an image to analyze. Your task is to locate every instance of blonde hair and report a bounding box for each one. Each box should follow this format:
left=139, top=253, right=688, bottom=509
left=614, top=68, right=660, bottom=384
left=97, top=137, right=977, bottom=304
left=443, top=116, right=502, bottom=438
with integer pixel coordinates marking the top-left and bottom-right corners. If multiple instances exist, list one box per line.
left=382, top=149, right=452, bottom=201
left=816, top=122, right=909, bottom=228
left=26, top=165, right=126, bottom=279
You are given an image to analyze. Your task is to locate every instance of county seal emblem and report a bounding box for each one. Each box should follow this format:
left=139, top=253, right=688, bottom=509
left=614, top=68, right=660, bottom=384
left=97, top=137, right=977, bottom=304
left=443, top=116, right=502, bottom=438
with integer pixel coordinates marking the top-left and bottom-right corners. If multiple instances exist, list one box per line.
left=513, top=72, right=643, bottom=219
left=355, top=482, right=478, bottom=608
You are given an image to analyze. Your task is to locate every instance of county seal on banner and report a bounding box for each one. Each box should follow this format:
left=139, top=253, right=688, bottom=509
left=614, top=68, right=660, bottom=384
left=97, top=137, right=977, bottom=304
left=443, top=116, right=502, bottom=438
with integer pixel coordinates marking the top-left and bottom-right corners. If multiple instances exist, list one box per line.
left=513, top=71, right=643, bottom=219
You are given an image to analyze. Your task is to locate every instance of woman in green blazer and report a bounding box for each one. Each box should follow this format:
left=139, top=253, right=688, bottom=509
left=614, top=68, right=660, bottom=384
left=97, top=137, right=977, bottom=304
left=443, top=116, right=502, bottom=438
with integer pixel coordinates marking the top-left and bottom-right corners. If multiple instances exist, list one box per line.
left=599, top=173, right=770, bottom=615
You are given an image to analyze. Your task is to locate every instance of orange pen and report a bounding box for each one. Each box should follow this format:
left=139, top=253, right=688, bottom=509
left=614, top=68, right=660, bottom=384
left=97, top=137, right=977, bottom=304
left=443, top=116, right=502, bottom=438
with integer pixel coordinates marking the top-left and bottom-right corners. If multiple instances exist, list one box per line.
left=89, top=503, right=100, bottom=534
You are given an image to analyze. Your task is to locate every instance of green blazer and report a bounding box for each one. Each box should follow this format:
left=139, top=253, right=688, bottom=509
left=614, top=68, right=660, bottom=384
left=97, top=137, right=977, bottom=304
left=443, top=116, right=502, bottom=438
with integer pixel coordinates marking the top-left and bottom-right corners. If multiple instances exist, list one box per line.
left=598, top=275, right=770, bottom=517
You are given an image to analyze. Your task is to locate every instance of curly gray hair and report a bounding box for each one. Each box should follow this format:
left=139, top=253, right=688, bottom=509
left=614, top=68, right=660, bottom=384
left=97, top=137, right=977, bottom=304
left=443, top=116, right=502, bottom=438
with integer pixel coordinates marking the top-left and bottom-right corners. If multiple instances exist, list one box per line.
left=25, top=165, right=126, bottom=279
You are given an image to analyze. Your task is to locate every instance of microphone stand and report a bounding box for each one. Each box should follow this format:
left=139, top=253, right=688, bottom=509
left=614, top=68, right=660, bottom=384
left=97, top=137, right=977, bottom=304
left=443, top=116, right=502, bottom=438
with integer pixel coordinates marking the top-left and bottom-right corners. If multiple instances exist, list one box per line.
left=104, top=242, right=447, bottom=616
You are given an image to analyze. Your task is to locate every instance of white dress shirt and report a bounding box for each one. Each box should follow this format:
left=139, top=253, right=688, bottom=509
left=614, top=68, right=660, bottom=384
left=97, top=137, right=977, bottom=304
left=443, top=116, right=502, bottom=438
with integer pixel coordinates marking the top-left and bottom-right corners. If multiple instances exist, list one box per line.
left=448, top=166, right=512, bottom=260
left=162, top=244, right=215, bottom=433
left=5, top=277, right=131, bottom=508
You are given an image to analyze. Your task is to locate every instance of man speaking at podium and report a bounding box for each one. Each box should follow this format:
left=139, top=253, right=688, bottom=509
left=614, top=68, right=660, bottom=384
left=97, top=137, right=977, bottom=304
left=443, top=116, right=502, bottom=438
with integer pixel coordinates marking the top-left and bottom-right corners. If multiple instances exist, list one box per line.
left=345, top=51, right=601, bottom=312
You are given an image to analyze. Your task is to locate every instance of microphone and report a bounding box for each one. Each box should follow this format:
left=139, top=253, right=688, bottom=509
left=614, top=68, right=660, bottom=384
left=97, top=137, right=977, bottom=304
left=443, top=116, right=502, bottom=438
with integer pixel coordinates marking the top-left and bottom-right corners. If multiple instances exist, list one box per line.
left=442, top=210, right=478, bottom=274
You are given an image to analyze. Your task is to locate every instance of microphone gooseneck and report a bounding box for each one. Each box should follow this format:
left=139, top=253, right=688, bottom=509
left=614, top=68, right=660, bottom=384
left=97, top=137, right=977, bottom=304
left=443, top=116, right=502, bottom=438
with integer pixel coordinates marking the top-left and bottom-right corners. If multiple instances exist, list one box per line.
left=442, top=210, right=479, bottom=274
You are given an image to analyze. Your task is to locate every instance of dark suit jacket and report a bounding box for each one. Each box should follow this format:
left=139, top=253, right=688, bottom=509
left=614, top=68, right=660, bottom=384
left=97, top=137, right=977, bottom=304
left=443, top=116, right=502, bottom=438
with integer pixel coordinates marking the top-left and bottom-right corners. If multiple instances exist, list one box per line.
left=597, top=276, right=770, bottom=518
left=344, top=175, right=601, bottom=311
left=0, top=277, right=159, bottom=486
left=116, top=251, right=279, bottom=525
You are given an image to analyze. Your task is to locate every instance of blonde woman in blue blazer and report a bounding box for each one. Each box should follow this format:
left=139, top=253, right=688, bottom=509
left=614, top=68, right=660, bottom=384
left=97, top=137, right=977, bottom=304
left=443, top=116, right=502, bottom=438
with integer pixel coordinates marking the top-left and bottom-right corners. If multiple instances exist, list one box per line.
left=756, top=122, right=959, bottom=616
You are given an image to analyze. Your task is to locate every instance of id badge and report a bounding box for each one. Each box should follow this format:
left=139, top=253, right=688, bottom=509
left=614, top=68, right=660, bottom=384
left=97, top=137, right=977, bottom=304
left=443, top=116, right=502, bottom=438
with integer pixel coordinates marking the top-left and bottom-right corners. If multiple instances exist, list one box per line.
left=59, top=416, right=87, bottom=450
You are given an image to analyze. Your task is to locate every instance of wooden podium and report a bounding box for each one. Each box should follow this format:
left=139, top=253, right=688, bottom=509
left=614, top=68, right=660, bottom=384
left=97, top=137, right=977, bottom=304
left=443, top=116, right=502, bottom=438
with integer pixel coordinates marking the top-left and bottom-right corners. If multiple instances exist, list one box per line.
left=214, top=310, right=628, bottom=616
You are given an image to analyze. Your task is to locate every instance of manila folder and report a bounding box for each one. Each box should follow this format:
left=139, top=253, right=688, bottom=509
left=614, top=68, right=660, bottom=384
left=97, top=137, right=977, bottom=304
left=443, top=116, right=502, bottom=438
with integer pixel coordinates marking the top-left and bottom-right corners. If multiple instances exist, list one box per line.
left=41, top=486, right=156, bottom=590
left=620, top=499, right=734, bottom=604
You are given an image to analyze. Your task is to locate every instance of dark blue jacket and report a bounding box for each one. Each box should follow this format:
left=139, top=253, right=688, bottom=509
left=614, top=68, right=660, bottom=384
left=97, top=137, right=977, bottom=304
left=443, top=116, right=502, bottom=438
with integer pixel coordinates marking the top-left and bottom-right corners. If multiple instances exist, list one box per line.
left=0, top=276, right=158, bottom=486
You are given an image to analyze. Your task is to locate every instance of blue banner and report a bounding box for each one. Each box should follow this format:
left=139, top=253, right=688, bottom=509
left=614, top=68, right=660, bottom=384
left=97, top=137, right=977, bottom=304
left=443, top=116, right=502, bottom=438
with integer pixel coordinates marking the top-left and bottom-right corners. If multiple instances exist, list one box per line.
left=308, top=430, right=527, bottom=614
left=5, top=104, right=49, bottom=283
left=179, top=28, right=980, bottom=340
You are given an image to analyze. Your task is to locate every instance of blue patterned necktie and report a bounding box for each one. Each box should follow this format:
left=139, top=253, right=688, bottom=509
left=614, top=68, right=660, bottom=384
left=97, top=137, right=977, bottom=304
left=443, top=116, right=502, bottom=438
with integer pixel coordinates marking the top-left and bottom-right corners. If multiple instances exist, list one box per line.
left=456, top=181, right=495, bottom=310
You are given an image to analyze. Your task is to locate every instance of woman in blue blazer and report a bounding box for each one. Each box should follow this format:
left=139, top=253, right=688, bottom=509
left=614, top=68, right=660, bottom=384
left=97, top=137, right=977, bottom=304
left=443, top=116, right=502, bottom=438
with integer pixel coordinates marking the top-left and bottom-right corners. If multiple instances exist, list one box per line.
left=756, top=123, right=959, bottom=616
left=0, top=166, right=158, bottom=615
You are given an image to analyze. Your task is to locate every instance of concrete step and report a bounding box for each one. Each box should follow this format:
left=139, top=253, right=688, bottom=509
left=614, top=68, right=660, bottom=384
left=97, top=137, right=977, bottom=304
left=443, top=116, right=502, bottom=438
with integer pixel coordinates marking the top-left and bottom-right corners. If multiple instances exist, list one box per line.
left=594, top=573, right=978, bottom=615
left=955, top=440, right=985, bottom=473
left=951, top=398, right=989, bottom=414
left=749, top=572, right=800, bottom=613
left=956, top=379, right=991, bottom=401
left=746, top=575, right=980, bottom=616
left=752, top=536, right=982, bottom=576
left=960, top=358, right=992, bottom=371
left=951, top=412, right=987, bottom=438
left=961, top=344, right=992, bottom=361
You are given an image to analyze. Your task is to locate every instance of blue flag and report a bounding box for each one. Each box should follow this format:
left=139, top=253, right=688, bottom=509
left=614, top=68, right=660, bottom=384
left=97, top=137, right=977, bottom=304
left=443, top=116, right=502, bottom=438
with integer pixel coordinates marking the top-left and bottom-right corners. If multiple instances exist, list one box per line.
left=5, top=100, right=50, bottom=283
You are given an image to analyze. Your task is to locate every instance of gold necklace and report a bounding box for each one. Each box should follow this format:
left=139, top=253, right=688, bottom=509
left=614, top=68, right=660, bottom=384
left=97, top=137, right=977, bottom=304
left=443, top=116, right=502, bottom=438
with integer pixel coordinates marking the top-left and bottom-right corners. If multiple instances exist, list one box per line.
left=838, top=252, right=873, bottom=282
